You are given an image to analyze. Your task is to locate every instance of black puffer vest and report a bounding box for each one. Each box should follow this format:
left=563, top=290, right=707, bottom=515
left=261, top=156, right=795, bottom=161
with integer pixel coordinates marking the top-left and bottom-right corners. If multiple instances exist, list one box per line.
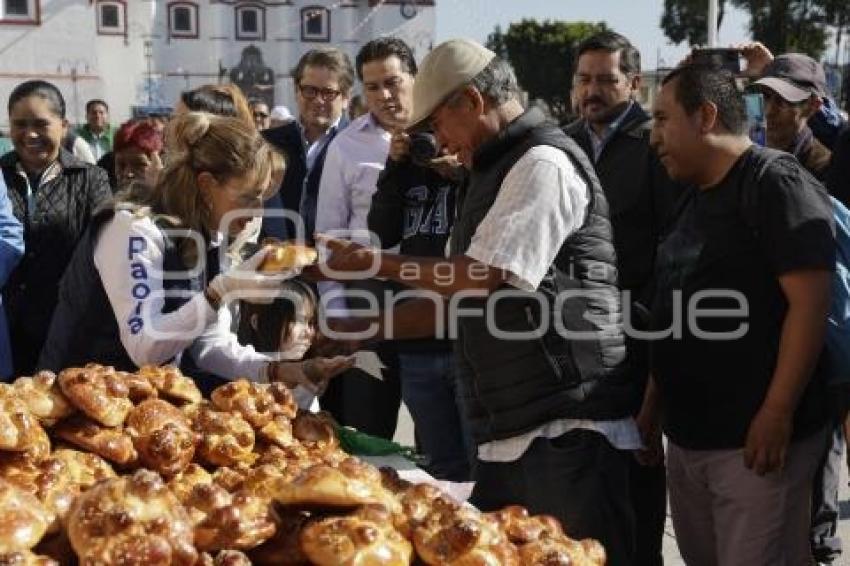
left=450, top=109, right=634, bottom=444
left=38, top=207, right=214, bottom=372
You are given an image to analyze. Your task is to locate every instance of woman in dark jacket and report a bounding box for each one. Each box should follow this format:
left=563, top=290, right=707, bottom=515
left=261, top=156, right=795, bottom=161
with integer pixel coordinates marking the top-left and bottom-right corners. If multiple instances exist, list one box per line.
left=1, top=80, right=111, bottom=376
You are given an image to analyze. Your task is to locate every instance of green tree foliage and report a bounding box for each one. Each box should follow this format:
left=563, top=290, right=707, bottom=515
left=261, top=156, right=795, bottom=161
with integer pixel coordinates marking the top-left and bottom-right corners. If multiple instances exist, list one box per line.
left=661, top=0, right=726, bottom=46
left=661, top=0, right=849, bottom=60
left=486, top=19, right=609, bottom=123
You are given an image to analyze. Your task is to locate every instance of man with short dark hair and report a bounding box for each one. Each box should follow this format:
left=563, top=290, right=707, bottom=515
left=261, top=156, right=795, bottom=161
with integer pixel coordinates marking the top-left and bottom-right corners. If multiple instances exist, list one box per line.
left=753, top=53, right=832, bottom=180
left=77, top=99, right=113, bottom=161
left=318, top=39, right=638, bottom=564
left=564, top=30, right=677, bottom=566
left=260, top=47, right=353, bottom=241
left=644, top=63, right=834, bottom=564
left=313, top=37, right=419, bottom=439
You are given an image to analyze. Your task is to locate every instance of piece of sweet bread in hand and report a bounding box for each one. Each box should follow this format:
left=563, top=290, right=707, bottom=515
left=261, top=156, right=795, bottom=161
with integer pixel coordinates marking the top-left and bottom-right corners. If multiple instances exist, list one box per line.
left=52, top=415, right=137, bottom=467
left=136, top=365, right=202, bottom=405
left=259, top=242, right=318, bottom=272
left=57, top=364, right=132, bottom=427
left=65, top=469, right=198, bottom=566
left=125, top=399, right=197, bottom=477
left=299, top=504, right=412, bottom=566
left=12, top=372, right=75, bottom=427
left=0, top=477, right=51, bottom=553
left=185, top=482, right=277, bottom=552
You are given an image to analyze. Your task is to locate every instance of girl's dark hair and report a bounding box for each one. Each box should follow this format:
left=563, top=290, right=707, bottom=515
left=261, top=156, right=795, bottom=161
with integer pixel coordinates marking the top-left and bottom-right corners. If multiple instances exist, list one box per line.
left=180, top=87, right=238, bottom=118
left=237, top=279, right=317, bottom=354
left=8, top=80, right=66, bottom=119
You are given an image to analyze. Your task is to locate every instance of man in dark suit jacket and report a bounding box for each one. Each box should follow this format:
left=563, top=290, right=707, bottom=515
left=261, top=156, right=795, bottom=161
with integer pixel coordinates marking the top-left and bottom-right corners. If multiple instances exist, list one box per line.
left=261, top=48, right=353, bottom=241
left=564, top=31, right=681, bottom=566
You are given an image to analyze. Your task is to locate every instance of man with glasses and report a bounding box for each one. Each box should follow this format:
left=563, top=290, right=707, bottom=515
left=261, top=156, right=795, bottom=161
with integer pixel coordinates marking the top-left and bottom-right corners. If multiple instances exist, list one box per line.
left=260, top=48, right=353, bottom=241
left=564, top=31, right=679, bottom=566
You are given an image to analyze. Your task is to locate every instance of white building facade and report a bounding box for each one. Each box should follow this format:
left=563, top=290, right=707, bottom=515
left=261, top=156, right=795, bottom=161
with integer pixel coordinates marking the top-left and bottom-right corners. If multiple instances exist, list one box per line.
left=0, top=0, right=435, bottom=126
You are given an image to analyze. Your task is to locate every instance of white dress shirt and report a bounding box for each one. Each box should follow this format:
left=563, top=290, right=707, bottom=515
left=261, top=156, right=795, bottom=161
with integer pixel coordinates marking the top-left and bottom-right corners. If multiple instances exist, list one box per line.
left=463, top=145, right=641, bottom=462
left=315, top=113, right=391, bottom=313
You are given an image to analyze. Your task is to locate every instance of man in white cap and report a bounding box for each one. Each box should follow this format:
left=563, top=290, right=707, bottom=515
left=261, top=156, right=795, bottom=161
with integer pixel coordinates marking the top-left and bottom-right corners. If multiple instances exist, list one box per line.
left=318, top=38, right=638, bottom=564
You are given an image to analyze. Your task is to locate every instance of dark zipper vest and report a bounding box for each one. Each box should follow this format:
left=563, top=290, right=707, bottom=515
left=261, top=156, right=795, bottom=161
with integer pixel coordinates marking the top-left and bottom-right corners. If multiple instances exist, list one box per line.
left=450, top=108, right=634, bottom=444
left=39, top=207, right=216, bottom=372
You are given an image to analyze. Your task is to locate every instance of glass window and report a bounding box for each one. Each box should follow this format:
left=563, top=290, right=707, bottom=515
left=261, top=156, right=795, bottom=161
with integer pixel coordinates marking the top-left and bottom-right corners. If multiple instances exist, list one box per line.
left=173, top=6, right=191, bottom=31
left=100, top=4, right=119, bottom=28
left=5, top=0, right=30, bottom=16
left=241, top=9, right=257, bottom=33
left=305, top=11, right=322, bottom=36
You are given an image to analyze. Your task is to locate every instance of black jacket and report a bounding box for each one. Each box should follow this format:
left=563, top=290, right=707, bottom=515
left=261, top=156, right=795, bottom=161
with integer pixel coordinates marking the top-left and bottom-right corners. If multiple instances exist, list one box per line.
left=1, top=148, right=112, bottom=374
left=261, top=119, right=347, bottom=241
left=564, top=103, right=680, bottom=301
left=369, top=157, right=461, bottom=354
left=450, top=109, right=632, bottom=443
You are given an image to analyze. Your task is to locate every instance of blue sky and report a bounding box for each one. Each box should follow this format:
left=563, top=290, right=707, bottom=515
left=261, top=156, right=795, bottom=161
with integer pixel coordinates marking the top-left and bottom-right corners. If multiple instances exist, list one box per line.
left=435, top=0, right=752, bottom=70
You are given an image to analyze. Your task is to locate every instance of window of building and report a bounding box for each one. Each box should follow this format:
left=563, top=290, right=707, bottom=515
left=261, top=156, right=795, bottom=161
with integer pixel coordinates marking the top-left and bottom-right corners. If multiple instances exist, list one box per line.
left=168, top=2, right=198, bottom=39
left=96, top=1, right=125, bottom=35
left=301, top=6, right=329, bottom=42
left=235, top=5, right=264, bottom=41
left=1, top=0, right=38, bottom=23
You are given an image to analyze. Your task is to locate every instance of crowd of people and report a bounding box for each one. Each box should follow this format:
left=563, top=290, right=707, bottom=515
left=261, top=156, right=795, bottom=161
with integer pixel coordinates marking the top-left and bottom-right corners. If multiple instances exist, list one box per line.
left=1, top=28, right=850, bottom=566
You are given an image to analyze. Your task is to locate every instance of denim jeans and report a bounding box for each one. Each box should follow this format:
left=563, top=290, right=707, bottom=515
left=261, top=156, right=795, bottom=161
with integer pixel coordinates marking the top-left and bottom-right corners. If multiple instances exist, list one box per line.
left=398, top=350, right=473, bottom=481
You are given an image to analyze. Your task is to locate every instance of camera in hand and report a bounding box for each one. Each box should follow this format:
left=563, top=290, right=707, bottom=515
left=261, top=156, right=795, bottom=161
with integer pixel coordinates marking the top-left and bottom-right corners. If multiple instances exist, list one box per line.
left=692, top=48, right=742, bottom=74
left=409, top=132, right=439, bottom=167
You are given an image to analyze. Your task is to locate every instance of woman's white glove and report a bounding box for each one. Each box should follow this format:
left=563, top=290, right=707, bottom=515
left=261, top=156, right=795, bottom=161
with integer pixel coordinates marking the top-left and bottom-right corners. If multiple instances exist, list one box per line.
left=208, top=246, right=298, bottom=304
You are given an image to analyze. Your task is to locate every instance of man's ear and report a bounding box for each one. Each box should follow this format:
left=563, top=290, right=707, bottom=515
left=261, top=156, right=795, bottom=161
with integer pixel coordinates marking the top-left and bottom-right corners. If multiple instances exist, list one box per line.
left=699, top=101, right=719, bottom=134
left=466, top=85, right=486, bottom=115
left=630, top=74, right=642, bottom=94
left=250, top=313, right=259, bottom=331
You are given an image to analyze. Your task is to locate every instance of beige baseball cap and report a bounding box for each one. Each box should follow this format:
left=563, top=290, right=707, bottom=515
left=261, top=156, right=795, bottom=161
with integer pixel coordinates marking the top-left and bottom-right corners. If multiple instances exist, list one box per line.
left=407, top=38, right=496, bottom=131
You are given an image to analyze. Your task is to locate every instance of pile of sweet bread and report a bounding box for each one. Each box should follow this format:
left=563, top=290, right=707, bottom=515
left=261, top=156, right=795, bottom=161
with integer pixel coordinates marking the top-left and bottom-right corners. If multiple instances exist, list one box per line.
left=0, top=363, right=606, bottom=565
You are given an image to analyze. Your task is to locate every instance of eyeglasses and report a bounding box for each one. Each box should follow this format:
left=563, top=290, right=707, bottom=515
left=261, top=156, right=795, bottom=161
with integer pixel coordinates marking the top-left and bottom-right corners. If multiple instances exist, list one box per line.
left=298, top=84, right=342, bottom=101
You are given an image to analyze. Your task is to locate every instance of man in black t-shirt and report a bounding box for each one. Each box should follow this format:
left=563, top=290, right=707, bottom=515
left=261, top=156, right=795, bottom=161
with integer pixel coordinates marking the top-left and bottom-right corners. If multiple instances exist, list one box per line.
left=642, top=64, right=835, bottom=565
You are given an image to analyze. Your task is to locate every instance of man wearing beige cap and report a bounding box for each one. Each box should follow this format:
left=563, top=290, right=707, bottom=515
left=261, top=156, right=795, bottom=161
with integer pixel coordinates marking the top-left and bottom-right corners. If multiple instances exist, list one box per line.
left=318, top=38, right=637, bottom=564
